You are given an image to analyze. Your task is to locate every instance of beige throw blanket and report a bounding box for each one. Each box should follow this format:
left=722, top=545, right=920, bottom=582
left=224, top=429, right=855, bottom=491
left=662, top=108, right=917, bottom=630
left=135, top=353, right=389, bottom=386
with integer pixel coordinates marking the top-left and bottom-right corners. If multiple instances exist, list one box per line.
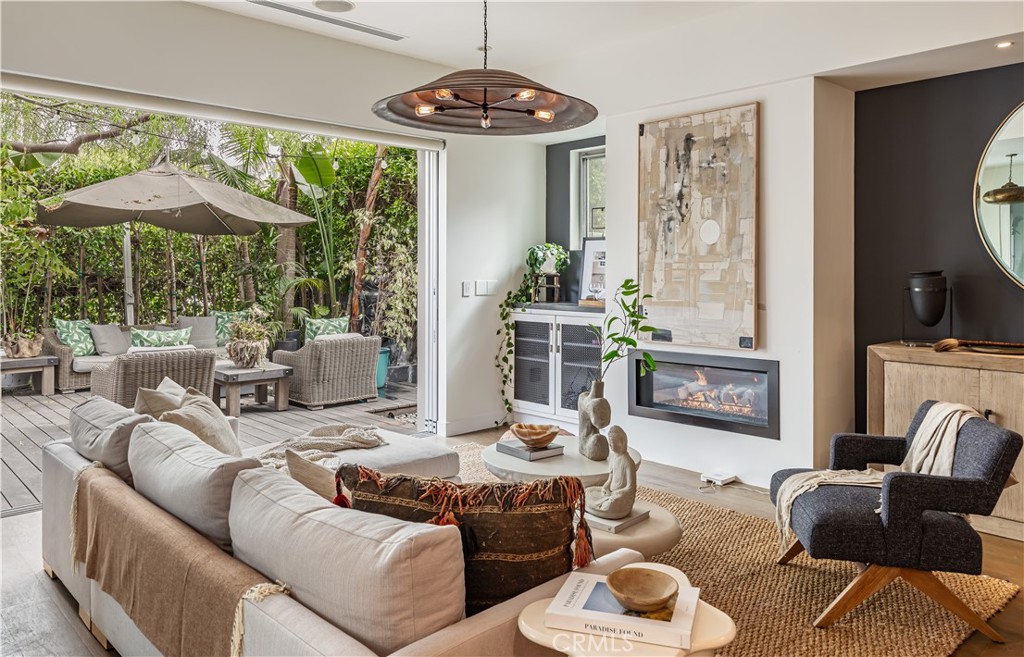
left=775, top=402, right=982, bottom=553
left=257, top=423, right=386, bottom=470
left=72, top=467, right=286, bottom=657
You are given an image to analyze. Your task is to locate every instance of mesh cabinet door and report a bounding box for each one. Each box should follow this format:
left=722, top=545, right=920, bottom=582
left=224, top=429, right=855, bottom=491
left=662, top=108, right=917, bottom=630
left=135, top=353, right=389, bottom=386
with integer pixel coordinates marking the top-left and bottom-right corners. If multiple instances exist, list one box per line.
left=513, top=319, right=552, bottom=407
left=558, top=322, right=601, bottom=414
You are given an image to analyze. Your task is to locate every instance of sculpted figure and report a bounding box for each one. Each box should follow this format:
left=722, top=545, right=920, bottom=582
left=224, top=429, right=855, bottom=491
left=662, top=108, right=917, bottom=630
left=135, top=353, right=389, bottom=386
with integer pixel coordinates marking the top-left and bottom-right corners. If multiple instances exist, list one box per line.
left=585, top=427, right=637, bottom=519
left=578, top=385, right=611, bottom=461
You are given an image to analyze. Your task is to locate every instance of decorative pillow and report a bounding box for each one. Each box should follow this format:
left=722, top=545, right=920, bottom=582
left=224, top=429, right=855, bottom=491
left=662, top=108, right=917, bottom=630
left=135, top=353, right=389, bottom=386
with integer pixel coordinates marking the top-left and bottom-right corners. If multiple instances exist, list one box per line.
left=161, top=388, right=241, bottom=456
left=178, top=316, right=218, bottom=349
left=128, top=422, right=260, bottom=551
left=69, top=396, right=153, bottom=486
left=133, top=377, right=189, bottom=418
left=212, top=310, right=248, bottom=347
left=55, top=318, right=96, bottom=356
left=130, top=327, right=191, bottom=347
left=89, top=324, right=129, bottom=356
left=285, top=450, right=337, bottom=500
left=305, top=317, right=349, bottom=342
left=229, top=468, right=465, bottom=655
left=126, top=345, right=196, bottom=355
left=338, top=464, right=593, bottom=615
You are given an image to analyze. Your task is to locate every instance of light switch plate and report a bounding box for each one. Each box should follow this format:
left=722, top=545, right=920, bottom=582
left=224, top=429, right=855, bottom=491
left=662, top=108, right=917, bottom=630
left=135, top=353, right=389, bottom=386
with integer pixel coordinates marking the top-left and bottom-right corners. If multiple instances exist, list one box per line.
left=461, top=281, right=472, bottom=297
left=475, top=280, right=488, bottom=296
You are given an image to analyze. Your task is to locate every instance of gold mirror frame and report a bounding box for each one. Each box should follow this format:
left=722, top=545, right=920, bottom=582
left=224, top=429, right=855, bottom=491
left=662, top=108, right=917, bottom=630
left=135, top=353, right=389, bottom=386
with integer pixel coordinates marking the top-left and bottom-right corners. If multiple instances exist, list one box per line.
left=974, top=100, right=1024, bottom=290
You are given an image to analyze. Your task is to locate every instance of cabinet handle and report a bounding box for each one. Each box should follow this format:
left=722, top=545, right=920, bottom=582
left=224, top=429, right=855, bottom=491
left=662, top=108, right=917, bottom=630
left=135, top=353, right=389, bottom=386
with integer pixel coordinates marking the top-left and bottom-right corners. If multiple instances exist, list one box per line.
left=983, top=409, right=993, bottom=421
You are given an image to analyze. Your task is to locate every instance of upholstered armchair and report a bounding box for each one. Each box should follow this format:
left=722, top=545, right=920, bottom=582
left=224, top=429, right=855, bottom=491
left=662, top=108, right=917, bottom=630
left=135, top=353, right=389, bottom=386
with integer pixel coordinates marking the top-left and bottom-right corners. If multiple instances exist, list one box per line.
left=770, top=400, right=1021, bottom=642
left=90, top=349, right=217, bottom=407
left=272, top=334, right=380, bottom=410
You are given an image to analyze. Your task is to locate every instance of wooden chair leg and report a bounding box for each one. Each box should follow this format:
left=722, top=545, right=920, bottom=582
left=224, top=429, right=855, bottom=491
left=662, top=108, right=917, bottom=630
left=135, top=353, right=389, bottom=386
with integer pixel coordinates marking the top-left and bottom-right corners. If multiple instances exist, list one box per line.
left=43, top=561, right=56, bottom=579
left=900, top=569, right=1005, bottom=643
left=814, top=565, right=899, bottom=628
left=777, top=540, right=805, bottom=565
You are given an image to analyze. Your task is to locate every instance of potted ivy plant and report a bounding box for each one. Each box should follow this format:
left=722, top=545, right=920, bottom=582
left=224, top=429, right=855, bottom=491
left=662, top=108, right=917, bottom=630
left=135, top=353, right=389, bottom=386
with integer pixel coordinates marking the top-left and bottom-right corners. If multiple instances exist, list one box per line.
left=225, top=305, right=272, bottom=369
left=527, top=242, right=569, bottom=276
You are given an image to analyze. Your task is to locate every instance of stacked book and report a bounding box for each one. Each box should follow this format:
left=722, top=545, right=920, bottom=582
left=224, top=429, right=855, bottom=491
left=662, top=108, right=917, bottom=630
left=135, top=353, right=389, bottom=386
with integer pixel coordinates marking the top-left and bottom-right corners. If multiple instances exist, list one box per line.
left=545, top=571, right=699, bottom=649
left=496, top=437, right=565, bottom=461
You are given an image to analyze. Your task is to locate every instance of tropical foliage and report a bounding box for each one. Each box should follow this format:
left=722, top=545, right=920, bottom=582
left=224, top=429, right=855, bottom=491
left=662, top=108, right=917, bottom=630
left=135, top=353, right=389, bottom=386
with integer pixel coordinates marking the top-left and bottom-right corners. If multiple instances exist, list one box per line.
left=0, top=93, right=419, bottom=363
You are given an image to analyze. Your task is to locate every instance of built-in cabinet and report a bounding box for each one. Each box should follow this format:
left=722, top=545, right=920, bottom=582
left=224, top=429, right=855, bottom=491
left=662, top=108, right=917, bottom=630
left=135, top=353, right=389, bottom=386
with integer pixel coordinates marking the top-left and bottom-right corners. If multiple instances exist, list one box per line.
left=868, top=342, right=1024, bottom=540
left=511, top=307, right=602, bottom=425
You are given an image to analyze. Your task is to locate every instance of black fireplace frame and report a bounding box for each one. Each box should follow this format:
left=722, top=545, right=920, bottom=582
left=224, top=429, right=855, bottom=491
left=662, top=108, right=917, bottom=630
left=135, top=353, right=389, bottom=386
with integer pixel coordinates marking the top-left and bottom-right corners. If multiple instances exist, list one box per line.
left=628, top=350, right=780, bottom=440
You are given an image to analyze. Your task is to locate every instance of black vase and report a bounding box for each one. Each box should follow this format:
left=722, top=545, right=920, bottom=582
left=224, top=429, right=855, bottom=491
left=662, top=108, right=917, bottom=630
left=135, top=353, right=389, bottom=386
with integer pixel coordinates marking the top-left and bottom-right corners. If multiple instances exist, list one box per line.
left=907, top=271, right=947, bottom=327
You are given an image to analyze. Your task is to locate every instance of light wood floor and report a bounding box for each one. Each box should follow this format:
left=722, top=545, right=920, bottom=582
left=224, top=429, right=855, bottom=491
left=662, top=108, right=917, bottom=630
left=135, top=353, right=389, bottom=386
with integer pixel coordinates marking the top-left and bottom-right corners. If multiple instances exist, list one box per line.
left=0, top=385, right=418, bottom=516
left=1, top=425, right=1020, bottom=656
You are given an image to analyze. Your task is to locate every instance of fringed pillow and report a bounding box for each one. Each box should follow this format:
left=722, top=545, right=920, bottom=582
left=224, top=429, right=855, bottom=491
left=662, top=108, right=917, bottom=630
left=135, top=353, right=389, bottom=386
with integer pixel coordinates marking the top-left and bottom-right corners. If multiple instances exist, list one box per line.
left=337, top=464, right=593, bottom=615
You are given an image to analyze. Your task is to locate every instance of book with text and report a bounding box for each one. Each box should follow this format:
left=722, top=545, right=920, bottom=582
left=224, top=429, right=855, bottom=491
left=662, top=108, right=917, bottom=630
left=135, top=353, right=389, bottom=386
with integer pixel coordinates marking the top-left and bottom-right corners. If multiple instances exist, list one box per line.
left=544, top=572, right=699, bottom=649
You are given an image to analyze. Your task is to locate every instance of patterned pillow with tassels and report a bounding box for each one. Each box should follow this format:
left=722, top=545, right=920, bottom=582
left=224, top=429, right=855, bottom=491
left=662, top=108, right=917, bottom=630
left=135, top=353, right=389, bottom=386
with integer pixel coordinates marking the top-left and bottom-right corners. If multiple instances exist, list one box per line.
left=337, top=464, right=593, bottom=616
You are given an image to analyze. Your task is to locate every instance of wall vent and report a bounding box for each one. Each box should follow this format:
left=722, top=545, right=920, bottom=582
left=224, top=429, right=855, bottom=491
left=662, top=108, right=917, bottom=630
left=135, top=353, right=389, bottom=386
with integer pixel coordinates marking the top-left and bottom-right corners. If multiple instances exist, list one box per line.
left=246, top=0, right=407, bottom=41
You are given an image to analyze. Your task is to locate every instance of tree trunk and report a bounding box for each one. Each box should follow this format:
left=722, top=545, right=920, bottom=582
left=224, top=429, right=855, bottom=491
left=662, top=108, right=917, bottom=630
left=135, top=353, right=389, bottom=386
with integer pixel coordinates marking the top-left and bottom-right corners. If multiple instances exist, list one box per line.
left=275, top=154, right=298, bottom=328
left=297, top=235, right=308, bottom=310
left=349, top=144, right=388, bottom=330
left=96, top=277, right=105, bottom=324
left=42, top=270, right=53, bottom=328
left=166, top=231, right=178, bottom=323
left=133, top=223, right=143, bottom=323
left=78, top=243, right=87, bottom=319
left=197, top=236, right=210, bottom=316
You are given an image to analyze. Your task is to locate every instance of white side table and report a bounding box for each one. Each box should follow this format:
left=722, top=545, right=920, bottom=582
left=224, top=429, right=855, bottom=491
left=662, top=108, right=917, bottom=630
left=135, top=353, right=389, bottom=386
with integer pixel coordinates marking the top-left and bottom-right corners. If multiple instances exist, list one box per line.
left=517, top=563, right=736, bottom=657
left=482, top=434, right=642, bottom=487
left=590, top=501, right=683, bottom=559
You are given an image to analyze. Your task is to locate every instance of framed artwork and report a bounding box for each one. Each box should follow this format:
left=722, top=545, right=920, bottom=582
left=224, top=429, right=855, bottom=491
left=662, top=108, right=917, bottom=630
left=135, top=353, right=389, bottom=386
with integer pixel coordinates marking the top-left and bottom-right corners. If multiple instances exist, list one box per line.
left=637, top=102, right=758, bottom=350
left=580, top=238, right=607, bottom=302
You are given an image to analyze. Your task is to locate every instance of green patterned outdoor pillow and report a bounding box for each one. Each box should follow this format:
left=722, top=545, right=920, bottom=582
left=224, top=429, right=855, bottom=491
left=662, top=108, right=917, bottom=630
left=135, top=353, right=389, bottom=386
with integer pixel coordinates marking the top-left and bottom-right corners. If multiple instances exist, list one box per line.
left=212, top=310, right=247, bottom=347
left=305, top=317, right=349, bottom=342
left=55, top=318, right=97, bottom=357
left=130, top=327, right=192, bottom=347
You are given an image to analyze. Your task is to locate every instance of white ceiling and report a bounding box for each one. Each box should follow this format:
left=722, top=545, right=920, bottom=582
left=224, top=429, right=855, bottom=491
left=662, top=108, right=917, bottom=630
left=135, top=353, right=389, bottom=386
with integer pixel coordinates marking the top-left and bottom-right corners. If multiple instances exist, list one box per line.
left=194, top=0, right=742, bottom=72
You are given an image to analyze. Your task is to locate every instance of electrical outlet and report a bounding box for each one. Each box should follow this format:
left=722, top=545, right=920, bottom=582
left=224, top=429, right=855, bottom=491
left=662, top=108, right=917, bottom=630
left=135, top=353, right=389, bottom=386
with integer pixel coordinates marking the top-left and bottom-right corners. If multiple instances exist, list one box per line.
left=461, top=281, right=472, bottom=297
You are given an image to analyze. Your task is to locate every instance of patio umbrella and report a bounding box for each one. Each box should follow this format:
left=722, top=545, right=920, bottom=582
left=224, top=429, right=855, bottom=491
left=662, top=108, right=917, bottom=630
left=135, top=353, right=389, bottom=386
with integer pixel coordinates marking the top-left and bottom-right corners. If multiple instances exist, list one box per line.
left=36, top=160, right=314, bottom=323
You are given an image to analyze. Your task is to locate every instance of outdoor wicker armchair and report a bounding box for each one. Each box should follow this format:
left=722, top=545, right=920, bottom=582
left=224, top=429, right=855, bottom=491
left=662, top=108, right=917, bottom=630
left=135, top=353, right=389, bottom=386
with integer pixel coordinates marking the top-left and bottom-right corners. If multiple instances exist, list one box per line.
left=41, top=328, right=90, bottom=393
left=90, top=349, right=217, bottom=407
left=272, top=334, right=380, bottom=410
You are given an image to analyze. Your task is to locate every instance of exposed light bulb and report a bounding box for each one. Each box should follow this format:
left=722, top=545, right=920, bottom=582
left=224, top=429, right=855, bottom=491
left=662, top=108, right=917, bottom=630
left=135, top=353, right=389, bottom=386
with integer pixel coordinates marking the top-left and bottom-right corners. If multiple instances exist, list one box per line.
left=379, top=159, right=388, bottom=170
left=996, top=41, right=1014, bottom=48
left=514, top=89, right=537, bottom=102
left=480, top=113, right=492, bottom=129
left=532, top=109, right=555, bottom=123
left=435, top=88, right=455, bottom=101
left=415, top=105, right=438, bottom=116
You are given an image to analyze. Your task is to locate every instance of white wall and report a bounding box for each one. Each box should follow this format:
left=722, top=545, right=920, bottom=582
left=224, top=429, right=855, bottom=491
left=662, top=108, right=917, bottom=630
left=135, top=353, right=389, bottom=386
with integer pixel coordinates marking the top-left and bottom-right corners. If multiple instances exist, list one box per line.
left=603, top=77, right=858, bottom=487
left=438, top=136, right=546, bottom=435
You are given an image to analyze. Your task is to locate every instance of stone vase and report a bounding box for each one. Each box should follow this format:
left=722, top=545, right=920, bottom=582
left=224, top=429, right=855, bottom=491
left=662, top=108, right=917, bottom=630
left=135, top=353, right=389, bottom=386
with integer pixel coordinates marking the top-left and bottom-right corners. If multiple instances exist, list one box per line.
left=578, top=380, right=611, bottom=461
left=907, top=270, right=947, bottom=327
left=226, top=339, right=267, bottom=369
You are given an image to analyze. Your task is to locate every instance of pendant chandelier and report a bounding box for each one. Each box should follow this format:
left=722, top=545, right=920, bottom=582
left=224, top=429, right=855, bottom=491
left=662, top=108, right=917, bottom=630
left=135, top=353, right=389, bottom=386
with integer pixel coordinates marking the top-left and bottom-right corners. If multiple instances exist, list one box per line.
left=983, top=153, right=1024, bottom=204
left=372, top=1, right=597, bottom=135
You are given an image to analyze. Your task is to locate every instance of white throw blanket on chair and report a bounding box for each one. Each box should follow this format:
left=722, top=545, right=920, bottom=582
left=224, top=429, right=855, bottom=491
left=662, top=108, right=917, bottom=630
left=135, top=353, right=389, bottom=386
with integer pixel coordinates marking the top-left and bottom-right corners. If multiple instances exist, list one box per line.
left=774, top=402, right=982, bottom=554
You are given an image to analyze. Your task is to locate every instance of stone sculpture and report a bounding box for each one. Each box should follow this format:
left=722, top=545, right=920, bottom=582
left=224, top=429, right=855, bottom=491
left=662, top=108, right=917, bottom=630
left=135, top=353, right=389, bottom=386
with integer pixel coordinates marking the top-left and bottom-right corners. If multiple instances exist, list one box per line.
left=585, top=426, right=637, bottom=519
left=578, top=381, right=611, bottom=461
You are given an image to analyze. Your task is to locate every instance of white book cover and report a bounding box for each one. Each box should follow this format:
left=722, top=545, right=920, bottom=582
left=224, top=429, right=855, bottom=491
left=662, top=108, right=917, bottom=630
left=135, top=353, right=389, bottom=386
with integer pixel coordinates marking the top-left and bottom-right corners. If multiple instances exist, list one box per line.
left=544, top=572, right=699, bottom=649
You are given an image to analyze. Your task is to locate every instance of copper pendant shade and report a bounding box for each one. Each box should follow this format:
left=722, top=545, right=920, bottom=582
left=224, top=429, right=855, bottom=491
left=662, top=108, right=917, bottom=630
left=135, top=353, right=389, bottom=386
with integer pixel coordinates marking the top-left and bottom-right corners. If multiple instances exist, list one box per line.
left=372, top=1, right=597, bottom=135
left=983, top=153, right=1024, bottom=204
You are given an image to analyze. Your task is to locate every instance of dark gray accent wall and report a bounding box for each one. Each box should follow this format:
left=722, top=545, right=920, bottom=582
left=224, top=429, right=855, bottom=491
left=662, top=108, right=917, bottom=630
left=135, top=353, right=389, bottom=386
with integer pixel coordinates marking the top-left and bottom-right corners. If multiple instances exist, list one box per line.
left=545, top=136, right=605, bottom=246
left=854, top=63, right=1024, bottom=432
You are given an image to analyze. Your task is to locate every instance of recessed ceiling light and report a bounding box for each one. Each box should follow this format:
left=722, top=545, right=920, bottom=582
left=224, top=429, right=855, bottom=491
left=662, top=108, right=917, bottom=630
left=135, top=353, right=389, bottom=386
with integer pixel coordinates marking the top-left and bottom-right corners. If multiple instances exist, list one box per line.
left=313, top=0, right=355, bottom=13
left=996, top=41, right=1014, bottom=48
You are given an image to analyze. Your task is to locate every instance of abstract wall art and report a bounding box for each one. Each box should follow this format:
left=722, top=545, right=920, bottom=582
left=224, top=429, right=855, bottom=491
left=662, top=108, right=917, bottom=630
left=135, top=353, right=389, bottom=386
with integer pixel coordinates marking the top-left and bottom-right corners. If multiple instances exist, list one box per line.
left=637, top=102, right=758, bottom=350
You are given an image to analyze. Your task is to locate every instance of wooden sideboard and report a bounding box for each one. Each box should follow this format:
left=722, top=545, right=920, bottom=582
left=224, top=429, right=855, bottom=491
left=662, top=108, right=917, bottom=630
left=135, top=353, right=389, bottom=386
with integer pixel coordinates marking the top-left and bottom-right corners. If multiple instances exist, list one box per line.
left=868, top=342, right=1024, bottom=541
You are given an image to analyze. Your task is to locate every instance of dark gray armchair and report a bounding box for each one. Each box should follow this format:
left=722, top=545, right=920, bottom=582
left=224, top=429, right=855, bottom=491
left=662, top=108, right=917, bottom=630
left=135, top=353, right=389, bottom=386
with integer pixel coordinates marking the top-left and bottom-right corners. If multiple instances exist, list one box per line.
left=770, top=400, right=1021, bottom=642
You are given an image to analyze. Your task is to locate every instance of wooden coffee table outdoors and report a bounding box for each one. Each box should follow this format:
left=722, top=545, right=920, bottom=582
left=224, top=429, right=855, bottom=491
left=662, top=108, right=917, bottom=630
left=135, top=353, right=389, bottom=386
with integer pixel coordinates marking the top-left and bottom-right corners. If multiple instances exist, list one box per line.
left=1, top=355, right=58, bottom=395
left=213, top=362, right=293, bottom=416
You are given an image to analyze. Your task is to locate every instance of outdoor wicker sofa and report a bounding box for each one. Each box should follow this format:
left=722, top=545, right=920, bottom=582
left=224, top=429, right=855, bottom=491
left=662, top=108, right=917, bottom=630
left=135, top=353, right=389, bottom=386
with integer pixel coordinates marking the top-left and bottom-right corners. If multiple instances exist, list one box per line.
left=272, top=333, right=380, bottom=409
left=90, top=348, right=218, bottom=407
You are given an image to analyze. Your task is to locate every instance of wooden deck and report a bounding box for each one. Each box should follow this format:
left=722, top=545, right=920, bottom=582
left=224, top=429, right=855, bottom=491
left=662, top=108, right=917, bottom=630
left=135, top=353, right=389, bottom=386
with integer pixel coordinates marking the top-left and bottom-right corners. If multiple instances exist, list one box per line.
left=0, top=383, right=418, bottom=516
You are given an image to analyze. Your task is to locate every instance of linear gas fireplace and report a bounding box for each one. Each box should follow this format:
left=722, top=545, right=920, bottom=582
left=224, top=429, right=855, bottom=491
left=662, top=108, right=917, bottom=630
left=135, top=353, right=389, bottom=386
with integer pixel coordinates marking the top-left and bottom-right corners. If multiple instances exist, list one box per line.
left=628, top=350, right=779, bottom=440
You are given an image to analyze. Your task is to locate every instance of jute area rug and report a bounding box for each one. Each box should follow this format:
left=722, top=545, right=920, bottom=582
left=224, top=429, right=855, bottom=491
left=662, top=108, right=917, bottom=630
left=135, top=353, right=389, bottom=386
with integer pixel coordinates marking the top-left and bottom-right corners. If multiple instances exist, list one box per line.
left=453, top=442, right=1019, bottom=657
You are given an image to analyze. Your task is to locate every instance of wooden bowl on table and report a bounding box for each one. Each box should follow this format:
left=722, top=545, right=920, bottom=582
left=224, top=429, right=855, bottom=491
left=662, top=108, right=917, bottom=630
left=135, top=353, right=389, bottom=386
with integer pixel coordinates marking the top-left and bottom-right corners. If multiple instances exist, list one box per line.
left=509, top=423, right=560, bottom=449
left=606, top=567, right=679, bottom=612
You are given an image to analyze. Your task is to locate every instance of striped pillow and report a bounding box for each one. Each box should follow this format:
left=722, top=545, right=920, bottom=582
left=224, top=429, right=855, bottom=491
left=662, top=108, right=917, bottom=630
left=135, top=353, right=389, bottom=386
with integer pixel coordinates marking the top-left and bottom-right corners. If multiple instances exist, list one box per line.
left=55, top=318, right=97, bottom=356
left=305, top=317, right=349, bottom=342
left=130, top=327, right=192, bottom=347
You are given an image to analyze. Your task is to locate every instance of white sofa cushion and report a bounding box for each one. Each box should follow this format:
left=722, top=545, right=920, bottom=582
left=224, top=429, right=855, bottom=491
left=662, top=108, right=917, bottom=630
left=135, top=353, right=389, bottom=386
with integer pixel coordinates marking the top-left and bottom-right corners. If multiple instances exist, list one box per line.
left=69, top=396, right=153, bottom=486
left=229, top=468, right=466, bottom=655
left=344, top=432, right=460, bottom=479
left=71, top=355, right=116, bottom=373
left=128, top=422, right=260, bottom=551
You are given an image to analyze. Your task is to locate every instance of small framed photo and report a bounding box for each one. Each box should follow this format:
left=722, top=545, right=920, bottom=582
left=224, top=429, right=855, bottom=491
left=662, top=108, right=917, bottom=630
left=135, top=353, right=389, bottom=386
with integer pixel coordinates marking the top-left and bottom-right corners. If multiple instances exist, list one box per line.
left=580, top=238, right=607, bottom=302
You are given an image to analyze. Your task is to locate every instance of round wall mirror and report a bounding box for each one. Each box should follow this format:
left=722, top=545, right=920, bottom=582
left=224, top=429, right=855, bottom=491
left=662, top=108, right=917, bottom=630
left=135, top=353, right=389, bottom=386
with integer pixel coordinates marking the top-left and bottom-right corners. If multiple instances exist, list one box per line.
left=975, top=101, right=1024, bottom=289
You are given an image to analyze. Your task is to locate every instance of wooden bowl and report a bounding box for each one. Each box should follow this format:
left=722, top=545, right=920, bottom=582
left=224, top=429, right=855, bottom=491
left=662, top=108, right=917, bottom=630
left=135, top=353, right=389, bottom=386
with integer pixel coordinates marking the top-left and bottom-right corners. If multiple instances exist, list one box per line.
left=606, top=567, right=679, bottom=612
left=509, top=423, right=559, bottom=449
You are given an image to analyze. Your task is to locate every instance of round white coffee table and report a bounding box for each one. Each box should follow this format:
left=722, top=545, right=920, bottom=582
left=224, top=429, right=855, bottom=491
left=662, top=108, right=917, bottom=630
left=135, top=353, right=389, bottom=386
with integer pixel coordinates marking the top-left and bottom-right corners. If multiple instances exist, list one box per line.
left=482, top=434, right=642, bottom=487
left=517, top=562, right=736, bottom=657
left=589, top=500, right=683, bottom=559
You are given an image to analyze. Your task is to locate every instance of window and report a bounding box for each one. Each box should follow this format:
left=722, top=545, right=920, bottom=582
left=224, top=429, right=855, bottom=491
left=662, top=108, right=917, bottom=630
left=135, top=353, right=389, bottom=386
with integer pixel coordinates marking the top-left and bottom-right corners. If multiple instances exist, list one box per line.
left=579, top=149, right=606, bottom=243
